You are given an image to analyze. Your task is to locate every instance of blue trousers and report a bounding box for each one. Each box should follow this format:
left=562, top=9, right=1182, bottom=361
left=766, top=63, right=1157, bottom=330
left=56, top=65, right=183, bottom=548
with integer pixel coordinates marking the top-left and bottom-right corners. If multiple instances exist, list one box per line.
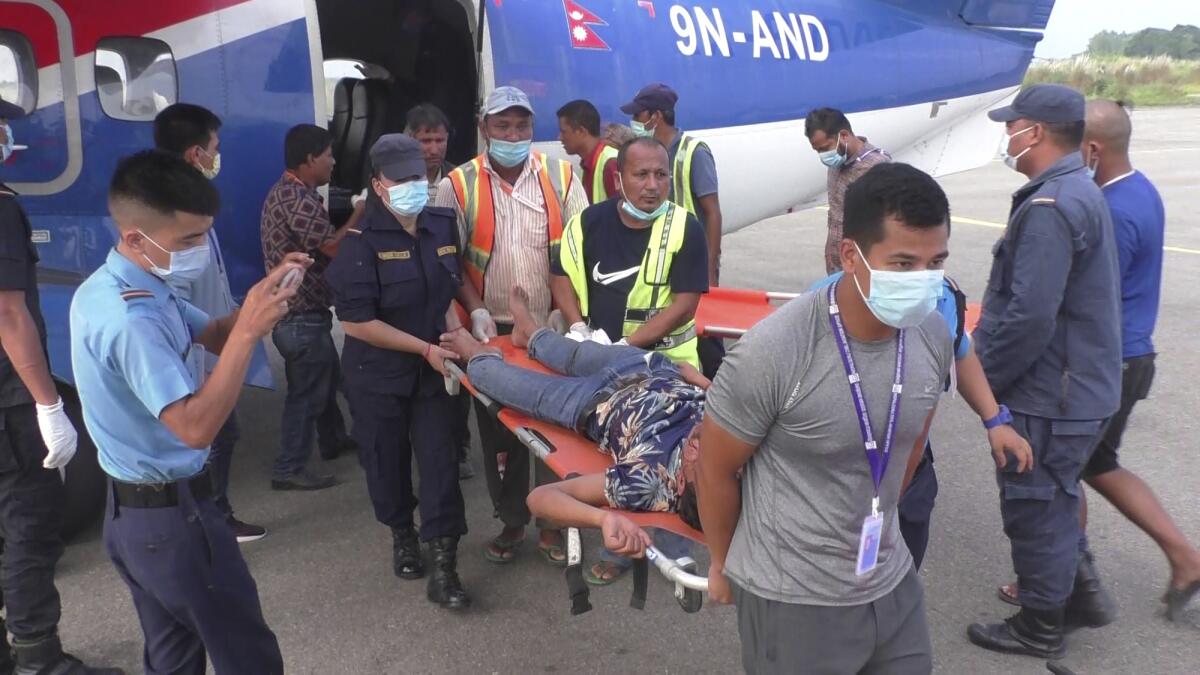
left=999, top=413, right=1104, bottom=610
left=104, top=481, right=282, bottom=674
left=466, top=329, right=680, bottom=433
left=898, top=449, right=937, bottom=570
left=209, top=411, right=238, bottom=516
left=271, top=310, right=347, bottom=480
left=347, top=388, right=467, bottom=540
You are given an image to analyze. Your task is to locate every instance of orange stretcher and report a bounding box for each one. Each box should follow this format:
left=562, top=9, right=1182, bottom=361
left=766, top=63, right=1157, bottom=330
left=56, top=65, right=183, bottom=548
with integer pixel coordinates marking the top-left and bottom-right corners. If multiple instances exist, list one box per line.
left=448, top=287, right=978, bottom=614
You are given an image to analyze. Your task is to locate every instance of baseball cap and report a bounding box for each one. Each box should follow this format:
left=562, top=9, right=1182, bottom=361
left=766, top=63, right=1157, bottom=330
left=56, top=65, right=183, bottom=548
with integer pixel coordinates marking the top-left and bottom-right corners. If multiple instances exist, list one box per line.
left=370, top=134, right=426, bottom=181
left=620, top=83, right=678, bottom=116
left=987, top=84, right=1085, bottom=124
left=482, top=86, right=534, bottom=116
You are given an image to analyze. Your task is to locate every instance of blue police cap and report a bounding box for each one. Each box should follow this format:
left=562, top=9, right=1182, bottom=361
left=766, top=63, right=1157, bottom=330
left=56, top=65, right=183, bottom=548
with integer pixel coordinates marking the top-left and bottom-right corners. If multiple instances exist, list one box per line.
left=370, top=134, right=426, bottom=182
left=987, top=84, right=1085, bottom=124
left=620, top=83, right=678, bottom=116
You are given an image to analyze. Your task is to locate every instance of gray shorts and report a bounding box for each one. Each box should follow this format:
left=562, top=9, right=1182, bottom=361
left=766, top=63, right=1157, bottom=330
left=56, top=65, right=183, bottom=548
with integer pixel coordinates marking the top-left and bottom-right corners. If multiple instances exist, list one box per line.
left=733, top=566, right=932, bottom=675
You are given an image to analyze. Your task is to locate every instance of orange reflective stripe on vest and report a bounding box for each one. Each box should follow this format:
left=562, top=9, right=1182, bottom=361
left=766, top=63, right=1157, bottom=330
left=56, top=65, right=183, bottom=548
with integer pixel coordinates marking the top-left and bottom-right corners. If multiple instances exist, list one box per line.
left=450, top=152, right=572, bottom=294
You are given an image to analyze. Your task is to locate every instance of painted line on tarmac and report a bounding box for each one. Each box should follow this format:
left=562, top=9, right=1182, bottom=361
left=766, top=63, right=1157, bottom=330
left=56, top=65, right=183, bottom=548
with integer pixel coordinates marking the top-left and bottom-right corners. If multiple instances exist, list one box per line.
left=956, top=216, right=1200, bottom=255
left=813, top=207, right=1199, bottom=255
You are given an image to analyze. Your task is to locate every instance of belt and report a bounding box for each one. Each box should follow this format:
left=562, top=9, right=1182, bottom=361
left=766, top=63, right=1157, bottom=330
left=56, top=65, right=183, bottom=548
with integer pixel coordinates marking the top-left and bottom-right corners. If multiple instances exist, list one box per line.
left=112, top=469, right=213, bottom=509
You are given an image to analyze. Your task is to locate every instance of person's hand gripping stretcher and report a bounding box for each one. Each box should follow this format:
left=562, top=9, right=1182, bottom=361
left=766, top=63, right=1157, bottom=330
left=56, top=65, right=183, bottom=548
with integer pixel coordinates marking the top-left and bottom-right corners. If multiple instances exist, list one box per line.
left=439, top=286, right=710, bottom=561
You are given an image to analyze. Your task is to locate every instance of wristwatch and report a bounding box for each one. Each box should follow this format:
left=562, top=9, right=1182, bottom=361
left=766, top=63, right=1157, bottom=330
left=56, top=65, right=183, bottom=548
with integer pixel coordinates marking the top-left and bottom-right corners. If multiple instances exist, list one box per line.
left=983, top=404, right=1013, bottom=430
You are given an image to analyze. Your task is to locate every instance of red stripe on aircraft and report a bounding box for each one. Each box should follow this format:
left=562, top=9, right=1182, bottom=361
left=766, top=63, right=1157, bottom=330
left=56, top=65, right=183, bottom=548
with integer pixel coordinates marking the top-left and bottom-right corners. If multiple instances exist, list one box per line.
left=8, top=0, right=254, bottom=68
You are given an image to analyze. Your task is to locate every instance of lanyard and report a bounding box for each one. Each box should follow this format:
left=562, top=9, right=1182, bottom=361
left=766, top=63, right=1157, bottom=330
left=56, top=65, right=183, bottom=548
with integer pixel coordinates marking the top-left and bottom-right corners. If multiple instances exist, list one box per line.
left=827, top=282, right=904, bottom=517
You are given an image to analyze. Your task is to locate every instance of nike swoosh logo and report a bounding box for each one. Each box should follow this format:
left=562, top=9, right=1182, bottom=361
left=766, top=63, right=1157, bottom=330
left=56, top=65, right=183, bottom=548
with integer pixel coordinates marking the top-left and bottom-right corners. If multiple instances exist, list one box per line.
left=592, top=262, right=640, bottom=285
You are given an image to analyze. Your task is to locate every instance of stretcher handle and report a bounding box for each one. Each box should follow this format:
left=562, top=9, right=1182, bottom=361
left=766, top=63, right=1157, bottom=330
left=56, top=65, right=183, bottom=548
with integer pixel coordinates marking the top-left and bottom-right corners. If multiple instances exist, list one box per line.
left=645, top=546, right=708, bottom=592
left=702, top=325, right=747, bottom=338
left=766, top=292, right=800, bottom=301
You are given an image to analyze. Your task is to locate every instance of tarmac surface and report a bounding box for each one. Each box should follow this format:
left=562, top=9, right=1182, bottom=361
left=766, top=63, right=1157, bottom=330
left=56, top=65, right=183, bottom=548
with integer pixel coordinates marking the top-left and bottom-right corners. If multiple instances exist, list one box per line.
left=54, top=106, right=1200, bottom=673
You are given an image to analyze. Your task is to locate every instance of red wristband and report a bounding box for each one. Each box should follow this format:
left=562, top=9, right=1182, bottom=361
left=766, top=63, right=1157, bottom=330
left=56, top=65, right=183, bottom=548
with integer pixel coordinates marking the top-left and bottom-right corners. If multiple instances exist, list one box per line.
left=423, top=342, right=433, bottom=359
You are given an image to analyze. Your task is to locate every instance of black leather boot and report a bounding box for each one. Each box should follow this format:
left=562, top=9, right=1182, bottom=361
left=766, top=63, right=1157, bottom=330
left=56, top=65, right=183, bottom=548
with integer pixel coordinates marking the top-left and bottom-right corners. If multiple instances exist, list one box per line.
left=967, top=606, right=1067, bottom=659
left=12, top=633, right=124, bottom=675
left=1, top=619, right=15, bottom=675
left=1064, top=551, right=1117, bottom=630
left=392, top=527, right=425, bottom=580
left=427, top=537, right=470, bottom=610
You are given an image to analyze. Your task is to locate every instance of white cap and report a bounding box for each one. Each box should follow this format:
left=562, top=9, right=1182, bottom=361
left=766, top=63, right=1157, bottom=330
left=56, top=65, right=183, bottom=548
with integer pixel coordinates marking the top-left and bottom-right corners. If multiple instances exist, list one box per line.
left=482, top=86, right=534, bottom=117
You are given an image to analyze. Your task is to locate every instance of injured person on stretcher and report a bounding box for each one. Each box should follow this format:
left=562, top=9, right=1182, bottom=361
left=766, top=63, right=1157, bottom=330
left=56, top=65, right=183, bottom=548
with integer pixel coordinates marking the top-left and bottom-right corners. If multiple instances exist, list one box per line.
left=440, top=287, right=709, bottom=560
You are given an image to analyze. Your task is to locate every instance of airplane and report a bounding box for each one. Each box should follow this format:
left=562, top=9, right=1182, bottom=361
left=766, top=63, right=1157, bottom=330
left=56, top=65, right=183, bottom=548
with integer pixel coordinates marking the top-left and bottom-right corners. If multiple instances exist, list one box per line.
left=0, top=0, right=1054, bottom=535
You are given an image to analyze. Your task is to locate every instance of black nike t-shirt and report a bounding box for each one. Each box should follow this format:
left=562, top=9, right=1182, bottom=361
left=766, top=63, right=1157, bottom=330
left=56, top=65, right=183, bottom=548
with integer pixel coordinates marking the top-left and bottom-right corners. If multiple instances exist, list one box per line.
left=551, top=198, right=709, bottom=339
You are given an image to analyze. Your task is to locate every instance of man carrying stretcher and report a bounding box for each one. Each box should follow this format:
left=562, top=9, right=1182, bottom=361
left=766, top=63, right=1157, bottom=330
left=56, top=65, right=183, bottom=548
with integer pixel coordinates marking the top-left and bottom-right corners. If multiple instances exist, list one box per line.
left=440, top=286, right=708, bottom=558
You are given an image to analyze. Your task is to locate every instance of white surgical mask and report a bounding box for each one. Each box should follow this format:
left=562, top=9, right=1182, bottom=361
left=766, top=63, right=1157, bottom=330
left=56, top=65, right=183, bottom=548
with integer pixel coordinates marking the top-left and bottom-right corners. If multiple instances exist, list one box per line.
left=631, top=119, right=655, bottom=138
left=1000, top=125, right=1036, bottom=171
left=140, top=230, right=211, bottom=283
left=852, top=243, right=944, bottom=329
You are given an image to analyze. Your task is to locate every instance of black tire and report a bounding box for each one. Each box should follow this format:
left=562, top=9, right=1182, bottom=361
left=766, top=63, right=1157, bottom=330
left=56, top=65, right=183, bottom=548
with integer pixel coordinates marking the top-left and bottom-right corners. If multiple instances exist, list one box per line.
left=58, top=387, right=106, bottom=540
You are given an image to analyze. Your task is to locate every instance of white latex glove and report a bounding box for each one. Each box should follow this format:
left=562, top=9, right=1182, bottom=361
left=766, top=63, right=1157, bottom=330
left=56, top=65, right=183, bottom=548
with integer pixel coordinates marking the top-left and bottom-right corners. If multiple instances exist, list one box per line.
left=590, top=329, right=614, bottom=346
left=470, top=308, right=498, bottom=343
left=615, top=338, right=629, bottom=346
left=351, top=188, right=368, bottom=208
left=35, top=398, right=78, bottom=470
left=568, top=322, right=593, bottom=340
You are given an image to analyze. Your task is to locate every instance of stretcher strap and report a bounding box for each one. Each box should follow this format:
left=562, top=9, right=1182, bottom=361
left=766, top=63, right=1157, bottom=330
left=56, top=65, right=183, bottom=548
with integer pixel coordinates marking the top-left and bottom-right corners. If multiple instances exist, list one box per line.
left=630, top=556, right=649, bottom=610
left=565, top=528, right=592, bottom=615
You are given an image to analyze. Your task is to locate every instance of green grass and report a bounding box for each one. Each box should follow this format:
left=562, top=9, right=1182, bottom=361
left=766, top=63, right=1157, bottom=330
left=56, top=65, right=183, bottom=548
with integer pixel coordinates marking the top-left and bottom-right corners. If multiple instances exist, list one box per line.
left=1025, top=55, right=1200, bottom=106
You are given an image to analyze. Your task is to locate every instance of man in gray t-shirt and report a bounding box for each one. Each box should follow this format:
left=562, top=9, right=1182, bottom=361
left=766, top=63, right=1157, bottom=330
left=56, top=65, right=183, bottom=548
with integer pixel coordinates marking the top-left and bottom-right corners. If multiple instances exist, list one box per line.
left=697, top=163, right=953, bottom=674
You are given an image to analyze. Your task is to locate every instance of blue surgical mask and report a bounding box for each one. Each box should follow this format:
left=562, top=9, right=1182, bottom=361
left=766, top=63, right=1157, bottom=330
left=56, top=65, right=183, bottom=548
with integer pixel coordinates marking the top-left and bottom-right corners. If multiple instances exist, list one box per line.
left=1085, top=154, right=1100, bottom=181
left=631, top=119, right=655, bottom=139
left=818, top=135, right=847, bottom=169
left=488, top=138, right=531, bottom=168
left=853, top=243, right=944, bottom=329
left=618, top=177, right=669, bottom=221
left=385, top=179, right=429, bottom=217
left=140, top=230, right=212, bottom=283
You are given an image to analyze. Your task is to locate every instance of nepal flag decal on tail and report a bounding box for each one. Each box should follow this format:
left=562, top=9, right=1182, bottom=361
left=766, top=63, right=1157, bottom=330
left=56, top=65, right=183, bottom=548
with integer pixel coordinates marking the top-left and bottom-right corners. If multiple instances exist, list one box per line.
left=564, top=0, right=610, bottom=50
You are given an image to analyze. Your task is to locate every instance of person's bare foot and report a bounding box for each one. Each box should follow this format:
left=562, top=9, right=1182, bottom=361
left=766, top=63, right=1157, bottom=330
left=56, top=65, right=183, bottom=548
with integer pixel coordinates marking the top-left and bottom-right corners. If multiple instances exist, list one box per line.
left=440, top=327, right=500, bottom=361
left=508, top=285, right=542, bottom=348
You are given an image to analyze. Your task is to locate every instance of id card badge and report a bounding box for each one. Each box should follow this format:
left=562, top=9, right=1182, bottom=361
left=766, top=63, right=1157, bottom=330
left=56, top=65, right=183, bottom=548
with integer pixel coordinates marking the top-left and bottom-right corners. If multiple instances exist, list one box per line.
left=855, top=512, right=884, bottom=576
left=186, top=343, right=207, bottom=390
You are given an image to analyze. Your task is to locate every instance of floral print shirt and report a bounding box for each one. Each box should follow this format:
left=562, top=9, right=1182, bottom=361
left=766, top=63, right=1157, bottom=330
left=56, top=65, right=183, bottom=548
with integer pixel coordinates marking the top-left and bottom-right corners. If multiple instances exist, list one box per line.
left=589, top=375, right=706, bottom=512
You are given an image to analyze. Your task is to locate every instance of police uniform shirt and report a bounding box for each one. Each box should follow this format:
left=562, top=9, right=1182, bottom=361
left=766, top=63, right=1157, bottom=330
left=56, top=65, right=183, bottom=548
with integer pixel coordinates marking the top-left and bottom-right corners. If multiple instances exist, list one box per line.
left=974, top=152, right=1122, bottom=420
left=325, top=199, right=462, bottom=397
left=549, top=199, right=709, bottom=340
left=70, top=249, right=212, bottom=482
left=0, top=183, right=47, bottom=408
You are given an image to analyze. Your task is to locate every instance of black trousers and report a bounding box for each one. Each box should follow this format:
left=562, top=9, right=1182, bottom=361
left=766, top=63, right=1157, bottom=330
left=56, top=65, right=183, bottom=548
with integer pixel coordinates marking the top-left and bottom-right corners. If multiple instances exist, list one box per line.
left=0, top=404, right=64, bottom=640
left=347, top=388, right=466, bottom=540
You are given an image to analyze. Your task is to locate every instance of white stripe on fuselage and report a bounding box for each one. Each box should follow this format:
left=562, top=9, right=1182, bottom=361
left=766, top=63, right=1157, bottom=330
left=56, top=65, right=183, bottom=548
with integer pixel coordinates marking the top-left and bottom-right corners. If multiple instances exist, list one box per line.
left=534, top=87, right=1020, bottom=234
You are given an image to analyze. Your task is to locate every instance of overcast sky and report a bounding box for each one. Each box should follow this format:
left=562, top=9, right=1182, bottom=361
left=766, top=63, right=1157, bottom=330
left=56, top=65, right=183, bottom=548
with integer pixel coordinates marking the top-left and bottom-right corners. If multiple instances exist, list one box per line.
left=1037, top=0, right=1200, bottom=58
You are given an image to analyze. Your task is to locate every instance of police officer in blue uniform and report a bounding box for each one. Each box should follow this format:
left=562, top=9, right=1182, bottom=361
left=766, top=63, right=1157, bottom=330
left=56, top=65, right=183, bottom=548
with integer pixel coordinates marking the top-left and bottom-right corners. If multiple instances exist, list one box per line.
left=70, top=151, right=301, bottom=674
left=0, top=101, right=123, bottom=675
left=325, top=135, right=470, bottom=609
left=968, top=85, right=1123, bottom=659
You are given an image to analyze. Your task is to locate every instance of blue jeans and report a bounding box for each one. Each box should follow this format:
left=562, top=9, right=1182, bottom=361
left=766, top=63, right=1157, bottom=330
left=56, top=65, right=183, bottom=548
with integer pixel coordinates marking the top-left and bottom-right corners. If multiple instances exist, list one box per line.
left=465, top=329, right=680, bottom=435
left=467, top=331, right=692, bottom=561
left=270, top=310, right=347, bottom=480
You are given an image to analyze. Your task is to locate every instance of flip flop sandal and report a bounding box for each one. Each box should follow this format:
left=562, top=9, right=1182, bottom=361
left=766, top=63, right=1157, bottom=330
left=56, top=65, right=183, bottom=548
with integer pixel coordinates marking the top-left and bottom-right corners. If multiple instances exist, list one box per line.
left=1164, top=580, right=1200, bottom=621
left=997, top=582, right=1020, bottom=606
left=585, top=560, right=632, bottom=586
left=484, top=536, right=523, bottom=564
left=537, top=543, right=568, bottom=567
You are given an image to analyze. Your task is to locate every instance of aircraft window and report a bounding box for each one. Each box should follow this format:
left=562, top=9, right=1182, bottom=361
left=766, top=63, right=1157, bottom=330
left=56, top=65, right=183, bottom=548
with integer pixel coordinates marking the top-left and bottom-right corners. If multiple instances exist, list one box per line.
left=95, top=37, right=178, bottom=121
left=0, top=30, right=37, bottom=114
